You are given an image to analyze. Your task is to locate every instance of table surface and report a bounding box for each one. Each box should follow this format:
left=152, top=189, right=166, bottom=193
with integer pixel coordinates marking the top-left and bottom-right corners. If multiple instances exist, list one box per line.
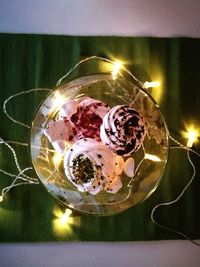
left=0, top=240, right=200, bottom=267
left=0, top=34, right=200, bottom=244
left=0, top=0, right=200, bottom=37
left=1, top=2, right=200, bottom=267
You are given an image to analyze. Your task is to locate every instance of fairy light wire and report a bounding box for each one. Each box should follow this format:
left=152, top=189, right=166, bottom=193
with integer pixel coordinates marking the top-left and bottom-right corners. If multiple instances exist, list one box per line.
left=0, top=138, right=39, bottom=200
left=56, top=56, right=144, bottom=88
left=3, top=88, right=51, bottom=129
left=0, top=88, right=51, bottom=200
left=1, top=167, right=39, bottom=200
left=0, top=56, right=200, bottom=246
left=150, top=134, right=200, bottom=246
left=0, top=138, right=36, bottom=181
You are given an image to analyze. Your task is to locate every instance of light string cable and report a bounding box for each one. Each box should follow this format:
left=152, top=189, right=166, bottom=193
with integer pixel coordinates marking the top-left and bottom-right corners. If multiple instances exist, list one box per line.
left=1, top=167, right=39, bottom=200
left=0, top=88, right=51, bottom=201
left=56, top=55, right=144, bottom=87
left=2, top=57, right=199, bottom=245
left=3, top=88, right=51, bottom=129
left=151, top=134, right=200, bottom=246
left=57, top=57, right=200, bottom=244
left=57, top=55, right=148, bottom=207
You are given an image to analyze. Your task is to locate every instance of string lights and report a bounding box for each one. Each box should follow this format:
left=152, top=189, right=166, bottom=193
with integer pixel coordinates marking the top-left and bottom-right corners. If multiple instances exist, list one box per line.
left=143, top=81, right=160, bottom=89
left=112, top=61, right=122, bottom=79
left=52, top=206, right=74, bottom=237
left=144, top=153, right=162, bottom=162
left=60, top=209, right=72, bottom=225
left=53, top=91, right=66, bottom=110
left=0, top=56, right=199, bottom=244
left=0, top=89, right=50, bottom=202
left=150, top=124, right=200, bottom=246
left=52, top=152, right=63, bottom=167
left=186, top=128, right=199, bottom=148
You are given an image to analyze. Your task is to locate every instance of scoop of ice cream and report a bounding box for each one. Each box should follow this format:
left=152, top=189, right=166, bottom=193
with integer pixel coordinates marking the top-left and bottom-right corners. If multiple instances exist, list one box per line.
left=61, top=97, right=110, bottom=141
left=100, top=105, right=146, bottom=156
left=59, top=99, right=78, bottom=119
left=63, top=138, right=124, bottom=195
left=44, top=97, right=110, bottom=153
left=44, top=119, right=76, bottom=153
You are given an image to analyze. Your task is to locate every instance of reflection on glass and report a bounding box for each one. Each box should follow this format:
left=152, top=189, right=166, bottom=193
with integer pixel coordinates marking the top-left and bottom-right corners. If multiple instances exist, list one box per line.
left=30, top=67, right=169, bottom=215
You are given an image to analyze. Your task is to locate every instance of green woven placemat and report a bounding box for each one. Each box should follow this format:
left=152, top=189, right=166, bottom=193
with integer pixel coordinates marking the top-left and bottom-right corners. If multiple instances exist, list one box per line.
left=0, top=34, right=200, bottom=242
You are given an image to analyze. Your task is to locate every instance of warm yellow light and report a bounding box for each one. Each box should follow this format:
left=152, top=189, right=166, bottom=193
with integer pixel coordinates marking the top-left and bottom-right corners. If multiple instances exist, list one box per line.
left=53, top=92, right=66, bottom=109
left=52, top=207, right=74, bottom=237
left=60, top=209, right=72, bottom=225
left=52, top=152, right=63, bottom=166
left=112, top=61, right=122, bottom=79
left=0, top=195, right=3, bottom=202
left=186, top=128, right=198, bottom=147
left=145, top=153, right=161, bottom=162
left=143, top=81, right=160, bottom=89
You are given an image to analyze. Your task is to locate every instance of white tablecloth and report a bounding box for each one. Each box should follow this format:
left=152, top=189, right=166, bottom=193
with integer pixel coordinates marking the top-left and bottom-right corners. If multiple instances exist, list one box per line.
left=0, top=0, right=200, bottom=37
left=1, top=241, right=200, bottom=267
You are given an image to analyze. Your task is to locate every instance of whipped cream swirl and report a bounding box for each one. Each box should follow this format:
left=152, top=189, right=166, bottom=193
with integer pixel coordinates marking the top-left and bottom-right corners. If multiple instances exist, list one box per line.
left=64, top=138, right=123, bottom=195
left=100, top=105, right=146, bottom=156
left=44, top=97, right=110, bottom=153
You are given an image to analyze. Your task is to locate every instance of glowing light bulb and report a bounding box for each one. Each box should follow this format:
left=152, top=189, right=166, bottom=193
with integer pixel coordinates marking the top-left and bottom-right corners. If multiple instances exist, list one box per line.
left=53, top=92, right=66, bottom=109
left=186, top=128, right=198, bottom=147
left=52, top=152, right=63, bottom=166
left=145, top=153, right=161, bottom=162
left=112, top=61, right=122, bottom=79
left=0, top=195, right=3, bottom=202
left=52, top=207, right=74, bottom=237
left=143, top=81, right=160, bottom=89
left=60, top=209, right=72, bottom=225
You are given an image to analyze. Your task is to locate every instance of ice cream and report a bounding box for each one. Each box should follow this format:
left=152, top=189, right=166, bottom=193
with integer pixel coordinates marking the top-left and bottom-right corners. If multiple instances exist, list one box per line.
left=44, top=119, right=75, bottom=153
left=61, top=97, right=110, bottom=141
left=100, top=105, right=146, bottom=156
left=44, top=95, right=146, bottom=195
left=63, top=138, right=124, bottom=195
left=44, top=97, right=110, bottom=153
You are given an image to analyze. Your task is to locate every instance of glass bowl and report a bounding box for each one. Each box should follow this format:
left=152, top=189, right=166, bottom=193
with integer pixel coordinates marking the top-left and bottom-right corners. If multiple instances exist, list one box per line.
left=30, top=73, right=169, bottom=215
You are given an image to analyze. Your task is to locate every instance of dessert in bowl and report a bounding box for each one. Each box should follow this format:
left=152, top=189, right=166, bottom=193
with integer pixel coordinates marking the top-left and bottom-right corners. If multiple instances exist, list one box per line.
left=30, top=73, right=168, bottom=215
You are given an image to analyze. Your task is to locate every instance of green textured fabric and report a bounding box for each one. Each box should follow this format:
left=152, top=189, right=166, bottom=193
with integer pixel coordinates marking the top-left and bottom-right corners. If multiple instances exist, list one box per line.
left=0, top=33, right=200, bottom=242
